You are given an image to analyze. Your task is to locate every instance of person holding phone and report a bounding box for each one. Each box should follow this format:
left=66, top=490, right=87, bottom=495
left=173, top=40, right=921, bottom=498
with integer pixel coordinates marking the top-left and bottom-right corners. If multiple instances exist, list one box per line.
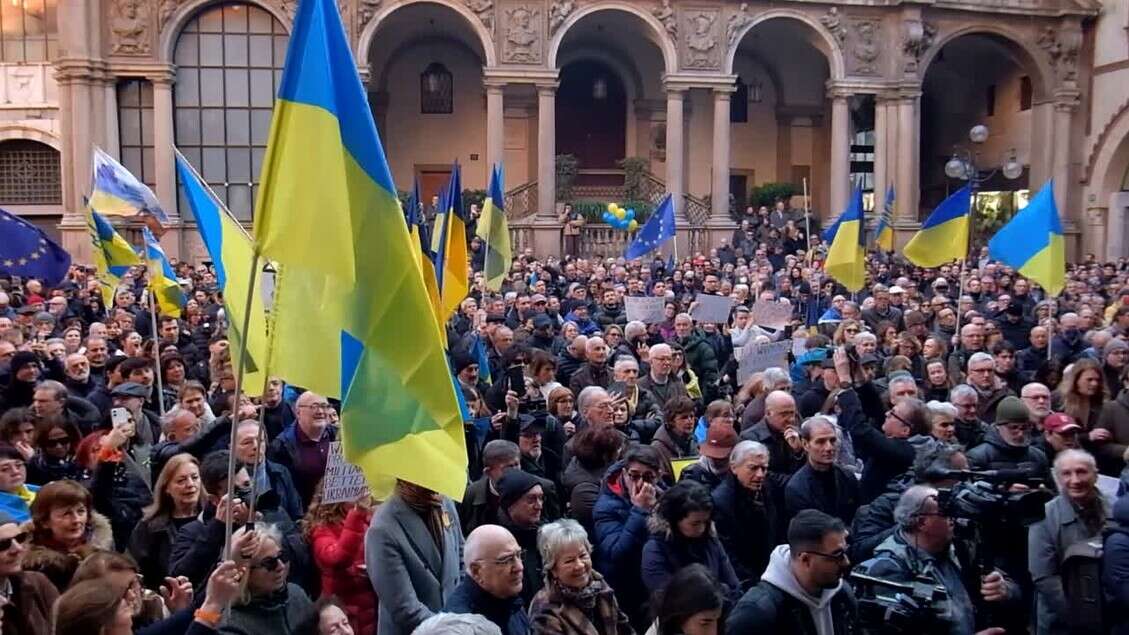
left=90, top=382, right=157, bottom=551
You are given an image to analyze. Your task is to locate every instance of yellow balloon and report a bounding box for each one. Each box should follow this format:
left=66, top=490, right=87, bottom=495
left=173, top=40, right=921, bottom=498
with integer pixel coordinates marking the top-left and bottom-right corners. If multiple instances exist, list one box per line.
left=628, top=219, right=639, bottom=231
left=607, top=203, right=618, bottom=213
left=614, top=208, right=626, bottom=220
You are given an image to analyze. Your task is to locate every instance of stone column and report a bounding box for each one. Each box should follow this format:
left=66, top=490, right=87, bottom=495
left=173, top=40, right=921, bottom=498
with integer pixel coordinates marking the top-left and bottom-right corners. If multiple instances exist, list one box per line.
left=894, top=90, right=921, bottom=224
left=151, top=72, right=177, bottom=221
left=873, top=96, right=890, bottom=215
left=536, top=83, right=556, bottom=218
left=828, top=87, right=850, bottom=215
left=711, top=86, right=734, bottom=221
left=665, top=86, right=686, bottom=218
left=1052, top=90, right=1080, bottom=215
left=485, top=81, right=505, bottom=178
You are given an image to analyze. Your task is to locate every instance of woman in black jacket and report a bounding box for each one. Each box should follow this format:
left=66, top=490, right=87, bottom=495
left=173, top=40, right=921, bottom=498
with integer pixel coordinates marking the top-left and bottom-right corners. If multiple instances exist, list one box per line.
left=27, top=416, right=87, bottom=486
left=129, top=453, right=203, bottom=590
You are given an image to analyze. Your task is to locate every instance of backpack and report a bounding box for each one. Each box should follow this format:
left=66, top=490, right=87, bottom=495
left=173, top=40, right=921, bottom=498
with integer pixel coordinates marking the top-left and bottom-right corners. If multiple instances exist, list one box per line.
left=1060, top=538, right=1105, bottom=635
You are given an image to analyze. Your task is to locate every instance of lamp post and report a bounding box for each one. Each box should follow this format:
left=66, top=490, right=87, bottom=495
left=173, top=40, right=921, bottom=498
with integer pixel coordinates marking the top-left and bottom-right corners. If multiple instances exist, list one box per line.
left=943, top=124, right=1022, bottom=251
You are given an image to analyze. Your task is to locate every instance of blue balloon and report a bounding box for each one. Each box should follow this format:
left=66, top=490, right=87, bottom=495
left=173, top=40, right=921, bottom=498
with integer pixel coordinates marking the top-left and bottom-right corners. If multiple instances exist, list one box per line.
left=625, top=208, right=635, bottom=221
left=602, top=211, right=612, bottom=223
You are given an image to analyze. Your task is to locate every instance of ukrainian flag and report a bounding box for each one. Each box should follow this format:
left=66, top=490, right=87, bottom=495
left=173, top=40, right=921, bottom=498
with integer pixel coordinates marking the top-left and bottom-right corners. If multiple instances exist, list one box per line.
left=89, top=147, right=169, bottom=227
left=141, top=227, right=185, bottom=318
left=477, top=164, right=511, bottom=292
left=988, top=180, right=1065, bottom=296
left=85, top=206, right=141, bottom=306
left=434, top=163, right=469, bottom=321
left=175, top=150, right=269, bottom=396
left=252, top=0, right=465, bottom=498
left=873, top=184, right=894, bottom=252
left=824, top=187, right=866, bottom=292
left=405, top=176, right=444, bottom=333
left=903, top=185, right=972, bottom=268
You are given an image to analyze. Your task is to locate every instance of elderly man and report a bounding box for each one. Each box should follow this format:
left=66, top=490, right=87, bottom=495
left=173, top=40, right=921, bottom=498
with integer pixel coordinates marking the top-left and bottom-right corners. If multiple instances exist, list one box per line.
left=150, top=406, right=231, bottom=481
left=965, top=351, right=1013, bottom=424
left=575, top=386, right=615, bottom=434
left=493, top=470, right=546, bottom=605
left=269, top=391, right=338, bottom=507
left=783, top=417, right=861, bottom=524
left=444, top=524, right=530, bottom=635
left=1018, top=325, right=1052, bottom=380
left=712, top=440, right=783, bottom=588
left=947, top=323, right=985, bottom=383
left=461, top=440, right=521, bottom=535
left=232, top=418, right=304, bottom=521
left=0, top=510, right=56, bottom=634
left=740, top=390, right=805, bottom=478
left=555, top=334, right=587, bottom=385
left=62, top=352, right=97, bottom=399
left=673, top=313, right=719, bottom=402
left=568, top=336, right=611, bottom=395
left=607, top=356, right=660, bottom=430
left=949, top=384, right=989, bottom=449
left=886, top=372, right=920, bottom=404
left=861, top=283, right=903, bottom=332
left=967, top=396, right=1050, bottom=478
left=30, top=379, right=100, bottom=435
left=1021, top=382, right=1054, bottom=430
left=1052, top=312, right=1087, bottom=364
left=637, top=343, right=688, bottom=411
left=857, top=485, right=1020, bottom=635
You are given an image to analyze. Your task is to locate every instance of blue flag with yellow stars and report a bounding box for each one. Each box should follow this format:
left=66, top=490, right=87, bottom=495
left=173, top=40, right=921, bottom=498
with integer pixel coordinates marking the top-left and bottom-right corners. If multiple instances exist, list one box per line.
left=0, top=208, right=71, bottom=286
left=625, top=194, right=676, bottom=260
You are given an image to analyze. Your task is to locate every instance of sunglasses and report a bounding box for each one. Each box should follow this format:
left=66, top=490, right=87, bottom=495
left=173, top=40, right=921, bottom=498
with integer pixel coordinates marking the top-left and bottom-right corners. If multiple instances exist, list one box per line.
left=0, top=531, right=29, bottom=551
left=252, top=552, right=290, bottom=572
left=43, top=437, right=69, bottom=448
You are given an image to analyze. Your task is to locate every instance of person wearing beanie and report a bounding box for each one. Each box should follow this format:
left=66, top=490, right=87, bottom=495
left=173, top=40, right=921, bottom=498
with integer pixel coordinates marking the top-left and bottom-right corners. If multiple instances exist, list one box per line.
left=495, top=469, right=545, bottom=604
left=1102, top=338, right=1129, bottom=397
left=0, top=351, right=41, bottom=410
left=966, top=396, right=1050, bottom=479
left=0, top=509, right=57, bottom=635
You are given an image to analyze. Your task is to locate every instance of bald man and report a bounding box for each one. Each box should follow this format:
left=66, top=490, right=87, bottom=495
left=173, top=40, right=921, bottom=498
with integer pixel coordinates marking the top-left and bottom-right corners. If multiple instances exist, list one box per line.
left=444, top=525, right=530, bottom=635
left=268, top=391, right=339, bottom=506
left=740, top=390, right=804, bottom=477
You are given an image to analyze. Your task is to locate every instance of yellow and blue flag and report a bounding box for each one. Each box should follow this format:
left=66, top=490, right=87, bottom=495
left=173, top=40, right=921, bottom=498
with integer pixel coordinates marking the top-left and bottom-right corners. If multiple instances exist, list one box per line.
left=434, top=163, right=469, bottom=321
left=0, top=209, right=71, bottom=286
left=175, top=150, right=269, bottom=396
left=141, top=227, right=185, bottom=318
left=987, top=180, right=1065, bottom=297
left=903, top=185, right=971, bottom=268
left=406, top=176, right=444, bottom=335
left=252, top=0, right=465, bottom=498
left=476, top=164, right=511, bottom=292
left=824, top=187, right=866, bottom=292
left=873, top=184, right=894, bottom=252
left=85, top=207, right=140, bottom=306
left=89, top=147, right=168, bottom=228
left=473, top=334, right=492, bottom=384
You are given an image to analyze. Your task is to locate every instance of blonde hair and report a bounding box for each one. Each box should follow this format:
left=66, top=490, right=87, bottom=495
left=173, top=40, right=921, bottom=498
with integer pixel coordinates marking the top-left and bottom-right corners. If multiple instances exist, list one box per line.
left=142, top=453, right=201, bottom=522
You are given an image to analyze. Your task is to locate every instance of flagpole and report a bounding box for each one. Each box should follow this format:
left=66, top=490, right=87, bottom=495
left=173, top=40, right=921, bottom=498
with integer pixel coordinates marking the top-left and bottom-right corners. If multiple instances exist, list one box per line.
left=149, top=296, right=167, bottom=418
left=802, top=178, right=812, bottom=266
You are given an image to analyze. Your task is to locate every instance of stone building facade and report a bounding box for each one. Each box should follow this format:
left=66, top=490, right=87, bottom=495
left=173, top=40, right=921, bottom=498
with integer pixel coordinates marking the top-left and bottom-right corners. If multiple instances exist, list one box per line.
left=2, top=0, right=1125, bottom=262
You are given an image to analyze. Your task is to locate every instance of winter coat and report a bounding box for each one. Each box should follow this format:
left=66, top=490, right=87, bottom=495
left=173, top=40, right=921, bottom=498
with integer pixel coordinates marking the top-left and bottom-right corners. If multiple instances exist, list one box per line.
left=217, top=584, right=312, bottom=635
left=311, top=508, right=377, bottom=635
left=568, top=363, right=612, bottom=396
left=726, top=545, right=857, bottom=635
left=268, top=423, right=338, bottom=507
left=25, top=454, right=88, bottom=487
left=0, top=570, right=57, bottom=635
left=954, top=417, right=991, bottom=450
left=1028, top=494, right=1109, bottom=635
left=498, top=512, right=544, bottom=605
left=636, top=374, right=689, bottom=413
left=967, top=426, right=1050, bottom=477
left=847, top=473, right=912, bottom=564
left=592, top=460, right=652, bottom=627
left=784, top=462, right=861, bottom=525
left=977, top=385, right=1014, bottom=424
left=460, top=476, right=501, bottom=537
left=1101, top=495, right=1129, bottom=635
left=675, top=331, right=719, bottom=402
left=528, top=573, right=634, bottom=635
left=1096, top=390, right=1129, bottom=474
left=711, top=473, right=782, bottom=588
left=640, top=510, right=739, bottom=598
left=740, top=420, right=806, bottom=478
left=561, top=458, right=606, bottom=537
left=129, top=513, right=196, bottom=590
left=150, top=415, right=233, bottom=483
left=90, top=441, right=155, bottom=551
left=594, top=305, right=627, bottom=329
left=835, top=389, right=915, bottom=503
left=444, top=575, right=530, bottom=635
left=650, top=425, right=698, bottom=485
left=22, top=511, right=114, bottom=592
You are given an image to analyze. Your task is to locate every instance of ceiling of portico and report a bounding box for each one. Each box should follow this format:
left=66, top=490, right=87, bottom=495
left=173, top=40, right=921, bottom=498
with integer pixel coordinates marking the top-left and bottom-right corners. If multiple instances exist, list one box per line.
left=366, top=2, right=488, bottom=73
left=734, top=18, right=828, bottom=108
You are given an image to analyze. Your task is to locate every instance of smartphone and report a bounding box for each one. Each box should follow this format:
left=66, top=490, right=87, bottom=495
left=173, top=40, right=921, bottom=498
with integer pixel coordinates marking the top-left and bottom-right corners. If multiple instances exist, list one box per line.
left=507, top=365, right=524, bottom=395
left=111, top=407, right=131, bottom=428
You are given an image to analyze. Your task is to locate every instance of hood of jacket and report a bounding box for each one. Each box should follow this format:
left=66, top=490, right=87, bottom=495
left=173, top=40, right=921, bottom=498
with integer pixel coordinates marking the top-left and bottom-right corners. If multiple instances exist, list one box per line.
left=761, top=544, right=842, bottom=610
left=645, top=510, right=717, bottom=541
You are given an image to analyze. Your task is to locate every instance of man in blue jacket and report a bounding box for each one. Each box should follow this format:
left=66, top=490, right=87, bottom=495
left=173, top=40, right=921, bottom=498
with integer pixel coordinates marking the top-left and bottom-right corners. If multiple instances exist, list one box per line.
left=444, top=524, right=530, bottom=635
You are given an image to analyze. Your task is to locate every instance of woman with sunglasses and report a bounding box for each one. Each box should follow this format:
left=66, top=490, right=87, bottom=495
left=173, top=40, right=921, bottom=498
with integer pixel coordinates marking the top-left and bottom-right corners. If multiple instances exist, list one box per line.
left=26, top=416, right=86, bottom=486
left=128, top=453, right=203, bottom=590
left=23, top=479, right=113, bottom=591
left=302, top=484, right=377, bottom=635
left=220, top=523, right=313, bottom=635
left=0, top=510, right=54, bottom=635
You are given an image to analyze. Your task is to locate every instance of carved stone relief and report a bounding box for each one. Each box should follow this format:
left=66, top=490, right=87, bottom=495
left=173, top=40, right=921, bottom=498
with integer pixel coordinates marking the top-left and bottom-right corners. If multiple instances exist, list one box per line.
left=819, top=6, right=846, bottom=43
left=465, top=0, right=496, bottom=34
left=726, top=2, right=752, bottom=48
left=681, top=8, right=720, bottom=70
left=548, top=0, right=575, bottom=35
left=1, top=66, right=45, bottom=105
left=652, top=0, right=676, bottom=38
left=358, top=0, right=382, bottom=27
left=900, top=18, right=936, bottom=74
left=849, top=19, right=880, bottom=76
left=502, top=4, right=541, bottom=64
left=157, top=0, right=180, bottom=30
left=109, top=0, right=151, bottom=56
left=1037, top=25, right=1081, bottom=83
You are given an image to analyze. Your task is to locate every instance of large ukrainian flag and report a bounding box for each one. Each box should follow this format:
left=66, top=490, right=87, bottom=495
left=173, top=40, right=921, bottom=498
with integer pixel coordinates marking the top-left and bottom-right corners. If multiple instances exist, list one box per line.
left=252, top=0, right=466, bottom=498
left=85, top=207, right=141, bottom=307
left=477, top=164, right=511, bottom=291
left=175, top=151, right=269, bottom=396
left=903, top=185, right=971, bottom=267
left=824, top=187, right=866, bottom=292
left=141, top=228, right=185, bottom=318
left=988, top=180, right=1065, bottom=296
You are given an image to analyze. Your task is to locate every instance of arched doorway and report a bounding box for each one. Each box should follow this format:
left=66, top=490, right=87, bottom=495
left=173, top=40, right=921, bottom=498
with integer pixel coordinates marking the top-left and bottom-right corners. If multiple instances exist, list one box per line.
left=557, top=59, right=626, bottom=183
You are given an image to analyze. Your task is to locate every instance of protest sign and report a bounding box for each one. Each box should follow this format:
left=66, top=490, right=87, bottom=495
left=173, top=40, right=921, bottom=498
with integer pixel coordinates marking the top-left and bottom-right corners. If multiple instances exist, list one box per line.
left=671, top=458, right=696, bottom=481
left=737, top=339, right=792, bottom=384
left=322, top=442, right=370, bottom=504
left=750, top=300, right=792, bottom=329
left=691, top=294, right=734, bottom=324
left=624, top=296, right=666, bottom=324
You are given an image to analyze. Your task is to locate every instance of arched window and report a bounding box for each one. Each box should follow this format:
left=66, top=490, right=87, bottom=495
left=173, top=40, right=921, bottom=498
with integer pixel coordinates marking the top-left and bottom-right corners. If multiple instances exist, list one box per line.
left=0, top=0, right=57, bottom=62
left=420, top=62, right=453, bottom=114
left=0, top=139, right=61, bottom=204
left=173, top=2, right=288, bottom=221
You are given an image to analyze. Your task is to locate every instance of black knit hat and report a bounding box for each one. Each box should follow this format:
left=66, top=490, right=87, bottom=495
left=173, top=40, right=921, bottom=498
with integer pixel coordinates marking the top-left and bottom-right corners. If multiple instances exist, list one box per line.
left=497, top=469, right=541, bottom=511
left=8, top=351, right=39, bottom=377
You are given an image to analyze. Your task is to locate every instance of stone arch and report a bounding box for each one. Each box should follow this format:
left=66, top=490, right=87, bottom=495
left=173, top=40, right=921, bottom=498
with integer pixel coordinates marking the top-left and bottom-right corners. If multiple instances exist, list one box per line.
left=159, top=0, right=291, bottom=64
left=374, top=35, right=485, bottom=94
left=724, top=8, right=845, bottom=81
left=1087, top=101, right=1129, bottom=198
left=919, top=24, right=1053, bottom=100
left=357, top=0, right=496, bottom=68
left=548, top=2, right=677, bottom=75
left=0, top=124, right=60, bottom=151
left=557, top=47, right=644, bottom=100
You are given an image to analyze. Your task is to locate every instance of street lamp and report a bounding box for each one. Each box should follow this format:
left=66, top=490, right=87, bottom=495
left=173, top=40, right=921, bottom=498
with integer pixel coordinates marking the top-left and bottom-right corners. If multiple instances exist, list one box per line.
left=944, top=124, right=1022, bottom=192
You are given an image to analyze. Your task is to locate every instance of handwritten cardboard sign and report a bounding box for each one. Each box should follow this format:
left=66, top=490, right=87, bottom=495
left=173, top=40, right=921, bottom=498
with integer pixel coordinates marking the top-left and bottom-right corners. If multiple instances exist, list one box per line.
left=322, top=442, right=370, bottom=504
left=624, top=296, right=666, bottom=324
left=690, top=294, right=734, bottom=324
left=750, top=300, right=792, bottom=329
left=737, top=339, right=792, bottom=384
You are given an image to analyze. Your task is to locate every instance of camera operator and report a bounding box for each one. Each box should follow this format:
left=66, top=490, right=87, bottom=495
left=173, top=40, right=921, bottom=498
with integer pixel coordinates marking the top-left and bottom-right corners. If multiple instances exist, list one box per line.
left=856, top=485, right=1020, bottom=635
left=1028, top=449, right=1109, bottom=635
left=966, top=396, right=1050, bottom=481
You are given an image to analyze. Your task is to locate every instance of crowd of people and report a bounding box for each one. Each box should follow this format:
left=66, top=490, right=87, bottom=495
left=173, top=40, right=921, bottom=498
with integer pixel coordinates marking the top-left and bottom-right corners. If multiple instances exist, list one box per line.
left=1, top=200, right=1128, bottom=635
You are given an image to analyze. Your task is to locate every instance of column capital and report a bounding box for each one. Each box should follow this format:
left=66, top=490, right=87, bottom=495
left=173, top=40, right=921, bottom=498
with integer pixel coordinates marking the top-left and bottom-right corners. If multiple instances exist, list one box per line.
left=1053, top=88, right=1081, bottom=112
left=712, top=85, right=736, bottom=97
left=663, top=84, right=688, bottom=97
left=826, top=86, right=853, bottom=100
left=483, top=79, right=508, bottom=92
left=535, top=81, right=559, bottom=95
left=148, top=70, right=177, bottom=86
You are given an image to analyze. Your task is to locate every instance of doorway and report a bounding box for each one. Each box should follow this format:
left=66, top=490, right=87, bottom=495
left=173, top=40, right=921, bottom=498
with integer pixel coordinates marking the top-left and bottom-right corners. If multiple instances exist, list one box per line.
left=556, top=60, right=626, bottom=184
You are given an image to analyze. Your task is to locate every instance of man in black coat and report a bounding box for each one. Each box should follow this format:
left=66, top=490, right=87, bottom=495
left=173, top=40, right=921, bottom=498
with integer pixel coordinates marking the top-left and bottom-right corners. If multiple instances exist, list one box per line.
left=727, top=510, right=857, bottom=635
left=835, top=387, right=922, bottom=504
left=712, top=440, right=784, bottom=589
left=740, top=390, right=805, bottom=479
left=783, top=417, right=861, bottom=525
left=444, top=525, right=531, bottom=635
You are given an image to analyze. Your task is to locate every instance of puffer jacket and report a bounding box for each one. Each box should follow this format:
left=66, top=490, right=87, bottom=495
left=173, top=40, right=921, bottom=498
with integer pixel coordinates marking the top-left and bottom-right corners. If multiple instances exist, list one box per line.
left=22, top=511, right=114, bottom=591
left=675, top=331, right=719, bottom=402
left=640, top=508, right=739, bottom=598
left=592, top=460, right=653, bottom=628
left=966, top=426, right=1050, bottom=477
left=310, top=507, right=378, bottom=635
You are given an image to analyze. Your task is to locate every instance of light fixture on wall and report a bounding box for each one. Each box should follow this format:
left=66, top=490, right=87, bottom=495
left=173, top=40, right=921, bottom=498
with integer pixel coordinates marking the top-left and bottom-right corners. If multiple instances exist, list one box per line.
left=593, top=77, right=607, bottom=100
left=1002, top=149, right=1023, bottom=180
left=749, top=76, right=763, bottom=103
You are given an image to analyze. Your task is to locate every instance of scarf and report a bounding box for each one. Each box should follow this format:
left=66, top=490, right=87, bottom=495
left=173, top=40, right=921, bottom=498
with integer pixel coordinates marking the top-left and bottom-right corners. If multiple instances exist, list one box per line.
left=553, top=575, right=602, bottom=611
left=397, top=481, right=445, bottom=551
left=1074, top=493, right=1107, bottom=536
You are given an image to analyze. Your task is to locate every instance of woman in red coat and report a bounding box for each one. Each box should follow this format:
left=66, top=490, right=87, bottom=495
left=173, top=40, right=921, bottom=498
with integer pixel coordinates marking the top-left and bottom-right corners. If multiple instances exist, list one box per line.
left=303, top=486, right=378, bottom=635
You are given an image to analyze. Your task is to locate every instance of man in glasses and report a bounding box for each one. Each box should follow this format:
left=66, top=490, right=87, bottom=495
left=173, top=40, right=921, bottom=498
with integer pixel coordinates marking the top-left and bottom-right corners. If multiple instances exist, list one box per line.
left=444, top=524, right=530, bottom=635
left=967, top=396, right=1050, bottom=480
left=965, top=352, right=1013, bottom=424
left=0, top=510, right=56, bottom=634
left=269, top=391, right=338, bottom=508
left=856, top=486, right=1019, bottom=635
left=727, top=510, right=855, bottom=634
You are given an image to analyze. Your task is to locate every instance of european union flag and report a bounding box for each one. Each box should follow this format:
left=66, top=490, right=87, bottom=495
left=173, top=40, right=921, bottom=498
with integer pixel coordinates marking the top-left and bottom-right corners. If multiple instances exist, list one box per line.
left=0, top=209, right=71, bottom=286
left=625, top=194, right=676, bottom=260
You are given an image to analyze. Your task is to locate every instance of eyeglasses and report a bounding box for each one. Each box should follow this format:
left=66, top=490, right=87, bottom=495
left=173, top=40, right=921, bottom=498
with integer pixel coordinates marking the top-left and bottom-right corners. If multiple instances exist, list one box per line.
left=626, top=470, right=657, bottom=484
left=252, top=552, right=290, bottom=572
left=0, top=531, right=30, bottom=551
left=484, top=549, right=524, bottom=567
left=885, top=409, right=911, bottom=428
left=804, top=549, right=848, bottom=562
left=299, top=403, right=331, bottom=411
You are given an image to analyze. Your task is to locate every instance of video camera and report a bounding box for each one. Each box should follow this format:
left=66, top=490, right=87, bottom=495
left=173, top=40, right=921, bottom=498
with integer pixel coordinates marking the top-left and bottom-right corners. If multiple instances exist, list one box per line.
left=922, top=467, right=1052, bottom=526
left=850, top=571, right=951, bottom=635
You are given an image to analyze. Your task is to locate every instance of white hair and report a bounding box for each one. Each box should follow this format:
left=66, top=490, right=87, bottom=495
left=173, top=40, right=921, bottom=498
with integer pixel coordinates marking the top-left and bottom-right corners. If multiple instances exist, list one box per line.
left=968, top=352, right=994, bottom=367
left=894, top=485, right=940, bottom=531
left=730, top=440, right=769, bottom=466
left=854, top=331, right=877, bottom=344
left=761, top=367, right=791, bottom=390
left=1052, top=449, right=1098, bottom=491
left=613, top=356, right=639, bottom=373
left=949, top=384, right=978, bottom=402
left=537, top=519, right=591, bottom=580
left=577, top=386, right=609, bottom=415
left=412, top=614, right=502, bottom=635
left=649, top=343, right=672, bottom=359
left=926, top=401, right=958, bottom=420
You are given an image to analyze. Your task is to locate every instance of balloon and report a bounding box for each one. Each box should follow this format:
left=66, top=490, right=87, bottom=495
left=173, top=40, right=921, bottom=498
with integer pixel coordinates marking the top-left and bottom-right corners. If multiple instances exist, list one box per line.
left=602, top=211, right=612, bottom=223
left=625, top=208, right=635, bottom=221
left=628, top=219, right=639, bottom=231
left=607, top=203, right=618, bottom=213
left=614, top=208, right=626, bottom=220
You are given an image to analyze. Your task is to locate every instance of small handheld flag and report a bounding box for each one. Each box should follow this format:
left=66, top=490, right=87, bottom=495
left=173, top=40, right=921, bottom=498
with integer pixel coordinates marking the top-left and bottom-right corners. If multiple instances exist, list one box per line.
left=477, top=164, right=512, bottom=292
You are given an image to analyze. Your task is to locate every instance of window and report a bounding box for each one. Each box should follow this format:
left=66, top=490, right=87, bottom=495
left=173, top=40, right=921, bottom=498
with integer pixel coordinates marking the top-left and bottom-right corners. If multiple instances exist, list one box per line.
left=0, top=0, right=57, bottom=62
left=0, top=140, right=61, bottom=204
left=173, top=2, right=288, bottom=221
left=1019, top=76, right=1032, bottom=111
left=117, top=79, right=155, bottom=189
left=730, top=77, right=748, bottom=123
left=986, top=84, right=996, bottom=117
left=420, top=63, right=453, bottom=114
